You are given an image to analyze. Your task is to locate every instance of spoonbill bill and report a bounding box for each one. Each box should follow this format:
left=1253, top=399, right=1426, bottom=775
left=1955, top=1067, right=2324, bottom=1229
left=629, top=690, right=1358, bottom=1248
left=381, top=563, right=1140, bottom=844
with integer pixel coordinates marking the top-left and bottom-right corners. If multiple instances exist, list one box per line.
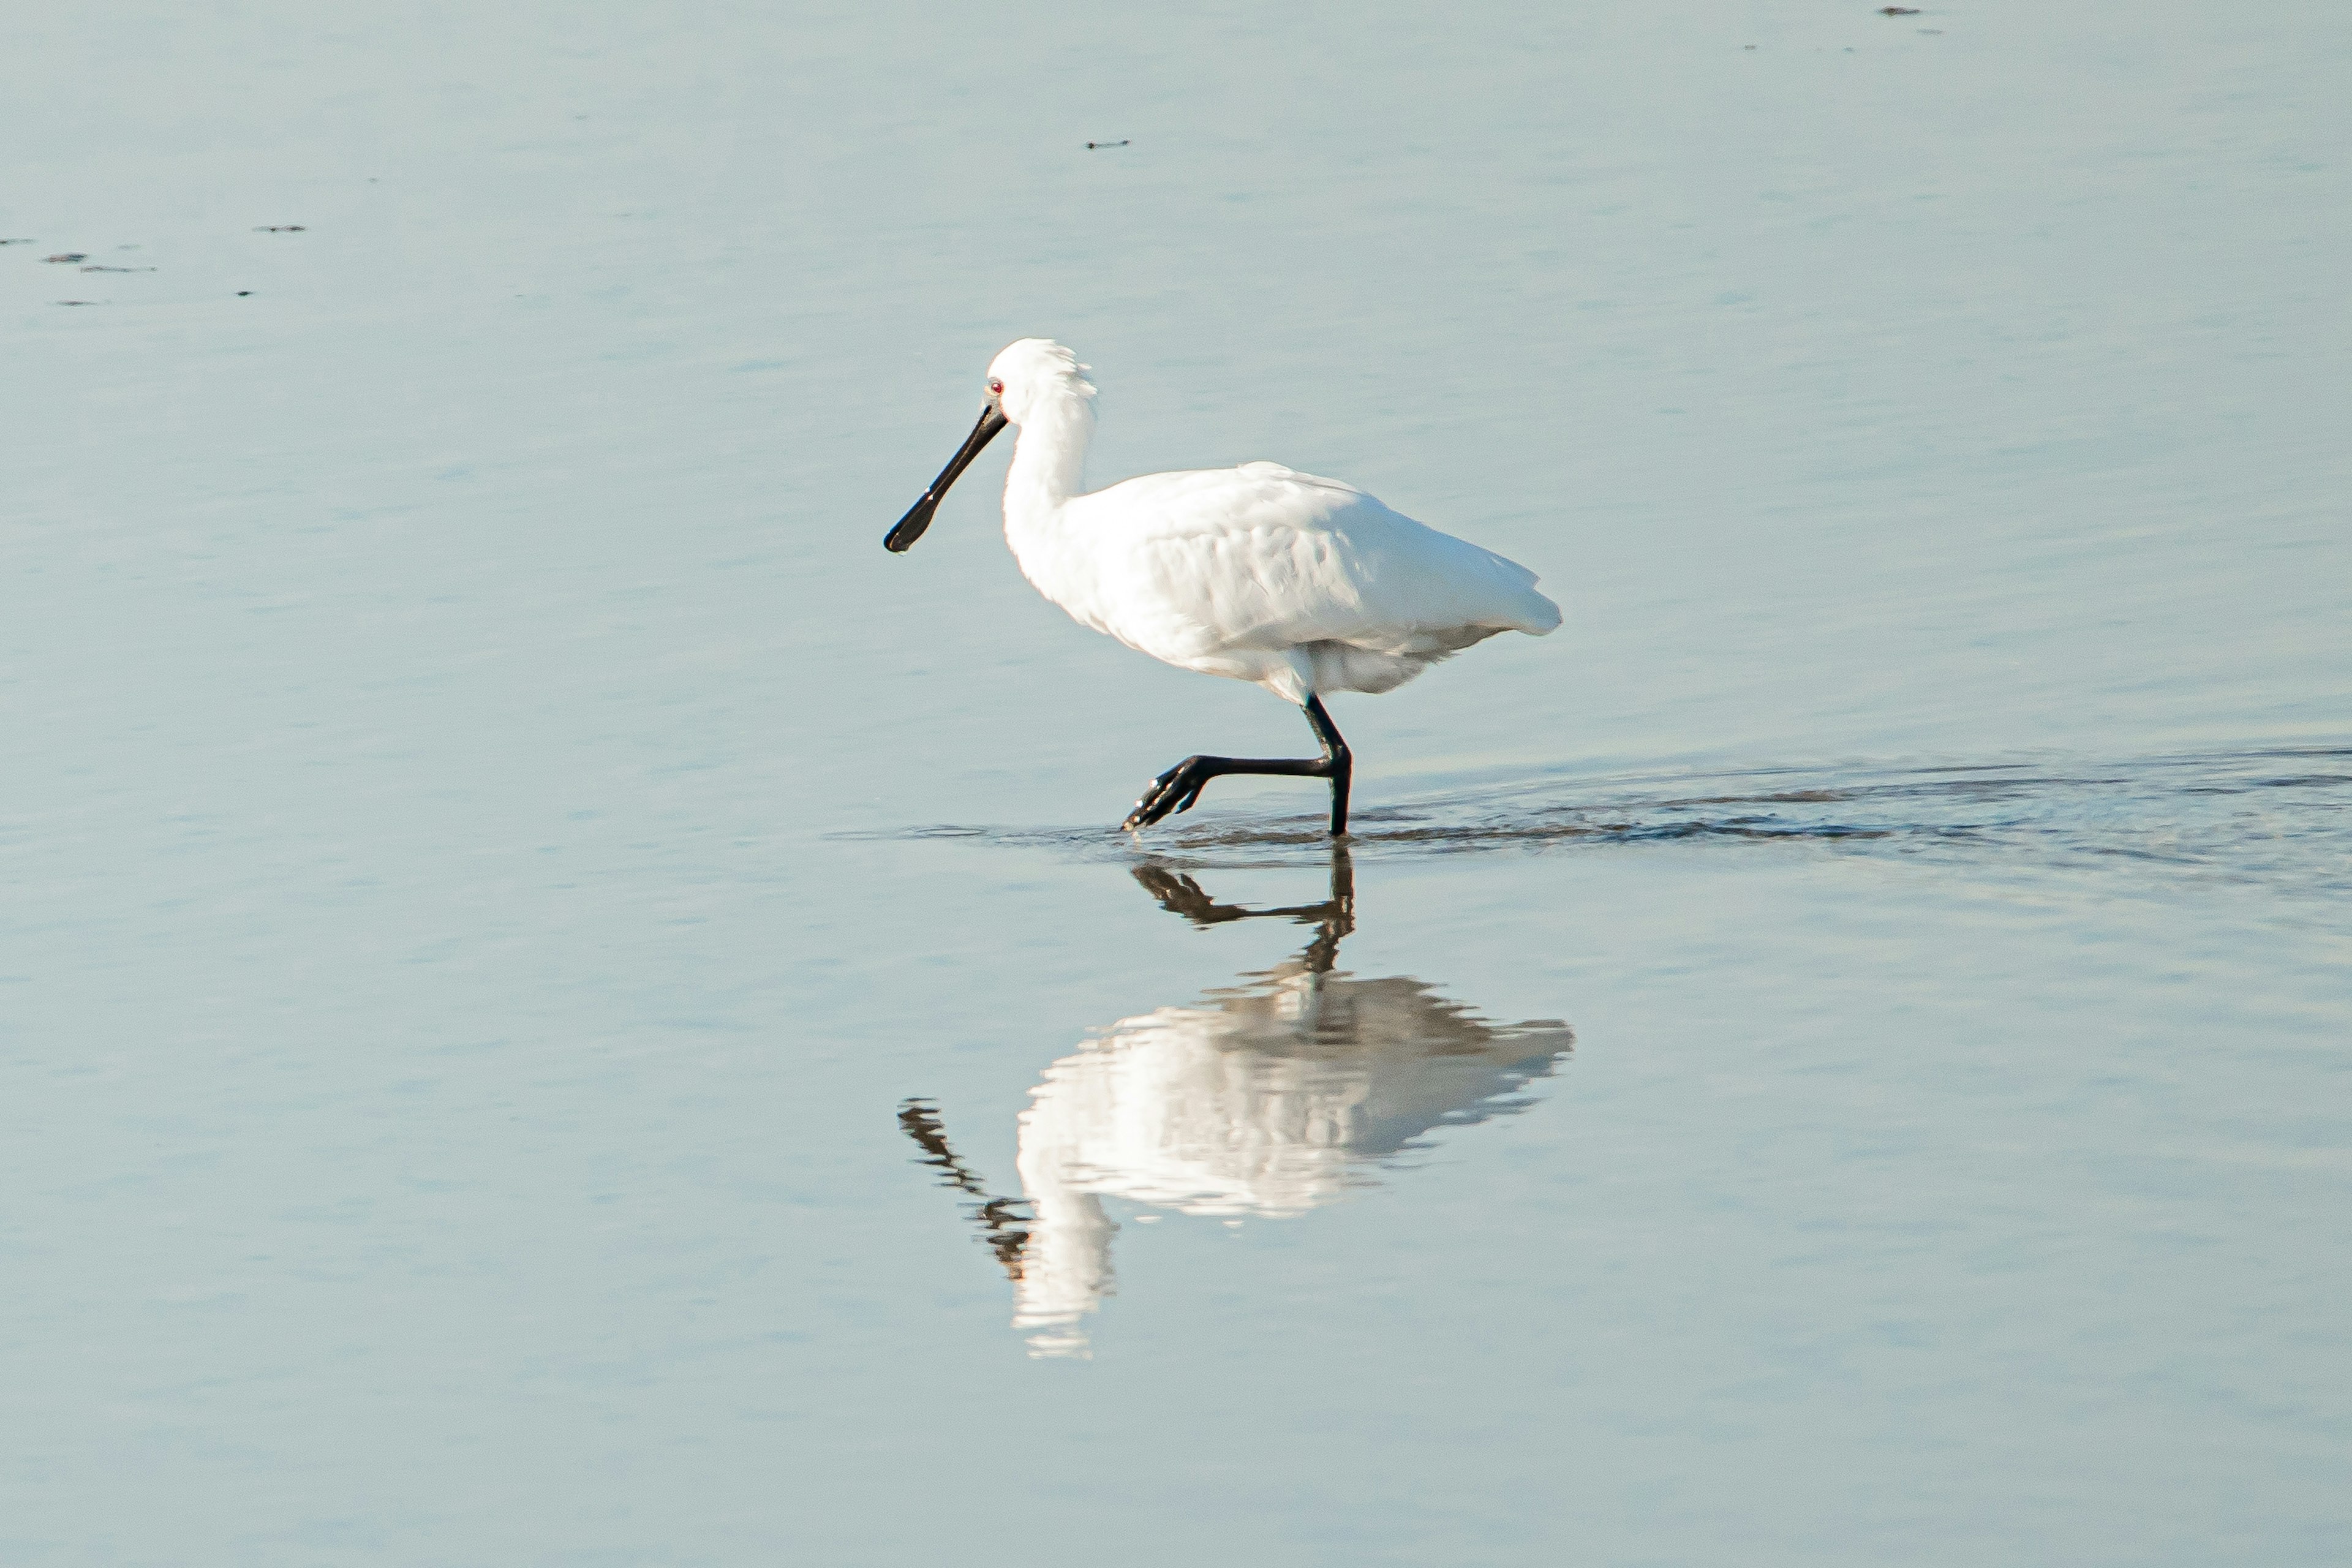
left=886, top=339, right=1561, bottom=834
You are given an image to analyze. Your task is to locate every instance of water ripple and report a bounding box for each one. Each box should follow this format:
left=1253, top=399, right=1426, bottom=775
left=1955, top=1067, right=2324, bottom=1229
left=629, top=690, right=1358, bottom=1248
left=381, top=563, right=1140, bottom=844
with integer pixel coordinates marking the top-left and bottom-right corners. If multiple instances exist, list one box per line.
left=861, top=745, right=2352, bottom=899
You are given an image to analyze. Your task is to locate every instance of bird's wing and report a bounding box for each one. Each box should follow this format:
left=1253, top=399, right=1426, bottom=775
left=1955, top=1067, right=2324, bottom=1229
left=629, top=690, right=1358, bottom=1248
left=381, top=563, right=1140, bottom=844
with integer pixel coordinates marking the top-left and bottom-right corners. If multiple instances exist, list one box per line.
left=1087, top=463, right=1559, bottom=658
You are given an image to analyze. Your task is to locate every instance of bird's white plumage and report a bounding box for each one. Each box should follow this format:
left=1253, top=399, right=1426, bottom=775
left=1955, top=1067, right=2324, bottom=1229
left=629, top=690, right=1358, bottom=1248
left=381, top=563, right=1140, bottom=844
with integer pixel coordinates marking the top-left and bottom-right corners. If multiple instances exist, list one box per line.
left=986, top=339, right=1559, bottom=706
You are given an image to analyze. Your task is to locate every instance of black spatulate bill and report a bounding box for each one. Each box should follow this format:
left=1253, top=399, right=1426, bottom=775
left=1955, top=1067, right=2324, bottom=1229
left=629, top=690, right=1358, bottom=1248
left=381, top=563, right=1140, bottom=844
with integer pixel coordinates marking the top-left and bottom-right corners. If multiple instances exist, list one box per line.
left=886, top=404, right=1009, bottom=552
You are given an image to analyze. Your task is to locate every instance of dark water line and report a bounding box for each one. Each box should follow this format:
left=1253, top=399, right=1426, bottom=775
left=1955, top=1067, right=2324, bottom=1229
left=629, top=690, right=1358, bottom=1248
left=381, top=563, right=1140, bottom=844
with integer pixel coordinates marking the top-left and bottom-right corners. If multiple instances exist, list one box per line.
left=839, top=745, right=2352, bottom=901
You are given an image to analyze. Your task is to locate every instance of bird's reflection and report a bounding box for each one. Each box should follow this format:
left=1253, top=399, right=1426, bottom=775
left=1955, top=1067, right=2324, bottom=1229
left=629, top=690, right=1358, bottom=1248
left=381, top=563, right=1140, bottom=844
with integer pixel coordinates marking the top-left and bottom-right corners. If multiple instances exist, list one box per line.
left=900, top=846, right=1573, bottom=1357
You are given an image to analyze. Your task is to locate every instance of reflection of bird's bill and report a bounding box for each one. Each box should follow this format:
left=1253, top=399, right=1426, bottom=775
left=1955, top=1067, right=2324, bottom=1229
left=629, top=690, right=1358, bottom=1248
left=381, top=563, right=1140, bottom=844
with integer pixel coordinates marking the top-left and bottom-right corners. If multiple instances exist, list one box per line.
left=884, top=404, right=1008, bottom=552
left=895, top=1098, right=1033, bottom=1281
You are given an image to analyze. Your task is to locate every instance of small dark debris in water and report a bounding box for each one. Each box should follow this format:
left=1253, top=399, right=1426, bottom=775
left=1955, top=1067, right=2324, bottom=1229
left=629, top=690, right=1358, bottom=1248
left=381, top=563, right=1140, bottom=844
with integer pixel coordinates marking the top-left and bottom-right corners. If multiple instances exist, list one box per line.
left=1879, top=5, right=1920, bottom=12
left=254, top=224, right=306, bottom=232
left=1919, top=28, right=1943, bottom=33
left=81, top=264, right=155, bottom=273
left=1085, top=140, right=1129, bottom=149
left=1744, top=43, right=1757, bottom=50
left=1, top=238, right=32, bottom=246
left=57, top=300, right=100, bottom=306
left=236, top=290, right=253, bottom=296
left=43, top=252, right=88, bottom=263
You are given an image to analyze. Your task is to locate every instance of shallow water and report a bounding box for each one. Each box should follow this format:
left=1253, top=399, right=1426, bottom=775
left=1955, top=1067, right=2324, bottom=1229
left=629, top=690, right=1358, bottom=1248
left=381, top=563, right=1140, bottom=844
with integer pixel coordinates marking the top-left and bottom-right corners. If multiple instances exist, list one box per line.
left=895, top=745, right=2352, bottom=893
left=6, top=1, right=2350, bottom=1563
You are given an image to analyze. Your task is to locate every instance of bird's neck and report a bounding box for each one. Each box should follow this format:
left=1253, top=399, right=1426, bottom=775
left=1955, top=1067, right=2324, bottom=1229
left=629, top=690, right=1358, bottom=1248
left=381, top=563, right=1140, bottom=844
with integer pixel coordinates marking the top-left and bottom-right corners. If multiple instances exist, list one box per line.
left=1003, top=391, right=1094, bottom=527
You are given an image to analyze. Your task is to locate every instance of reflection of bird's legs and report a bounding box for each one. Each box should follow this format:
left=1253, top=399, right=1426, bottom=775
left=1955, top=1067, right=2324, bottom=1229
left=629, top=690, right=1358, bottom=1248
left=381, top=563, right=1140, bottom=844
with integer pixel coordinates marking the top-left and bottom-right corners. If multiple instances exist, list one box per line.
left=1303, top=843, right=1356, bottom=974
left=1123, top=695, right=1353, bottom=835
left=1130, top=865, right=1254, bottom=925
left=895, top=1098, right=1031, bottom=1281
left=1130, top=840, right=1357, bottom=972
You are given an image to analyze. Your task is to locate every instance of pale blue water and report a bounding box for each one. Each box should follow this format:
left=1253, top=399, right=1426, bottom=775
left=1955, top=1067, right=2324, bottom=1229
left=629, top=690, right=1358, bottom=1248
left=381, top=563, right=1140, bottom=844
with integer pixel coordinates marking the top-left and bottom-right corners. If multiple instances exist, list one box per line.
left=5, top=2, right=2348, bottom=1562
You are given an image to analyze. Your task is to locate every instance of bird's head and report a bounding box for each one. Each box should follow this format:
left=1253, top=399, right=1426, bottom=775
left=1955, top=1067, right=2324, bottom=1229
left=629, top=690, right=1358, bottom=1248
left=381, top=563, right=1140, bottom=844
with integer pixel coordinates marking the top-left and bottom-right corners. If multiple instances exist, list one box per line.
left=984, top=338, right=1096, bottom=428
left=884, top=338, right=1095, bottom=554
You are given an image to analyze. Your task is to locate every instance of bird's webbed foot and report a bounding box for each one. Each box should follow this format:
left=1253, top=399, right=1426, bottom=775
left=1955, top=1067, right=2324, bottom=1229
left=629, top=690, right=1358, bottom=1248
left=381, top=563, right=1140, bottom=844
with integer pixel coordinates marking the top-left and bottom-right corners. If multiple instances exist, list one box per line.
left=1122, top=756, right=1215, bottom=831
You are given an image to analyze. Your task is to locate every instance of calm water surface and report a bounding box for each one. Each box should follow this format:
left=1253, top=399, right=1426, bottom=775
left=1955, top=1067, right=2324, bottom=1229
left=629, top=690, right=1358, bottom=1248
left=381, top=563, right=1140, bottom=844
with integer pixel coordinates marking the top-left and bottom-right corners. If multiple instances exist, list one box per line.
left=6, top=2, right=2348, bottom=1562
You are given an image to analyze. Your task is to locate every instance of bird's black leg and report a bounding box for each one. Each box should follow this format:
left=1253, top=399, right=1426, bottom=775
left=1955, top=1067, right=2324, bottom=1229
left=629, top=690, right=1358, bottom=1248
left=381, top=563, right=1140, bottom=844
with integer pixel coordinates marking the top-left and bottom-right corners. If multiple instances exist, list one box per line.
left=1303, top=694, right=1352, bottom=835
left=1121, top=695, right=1354, bottom=836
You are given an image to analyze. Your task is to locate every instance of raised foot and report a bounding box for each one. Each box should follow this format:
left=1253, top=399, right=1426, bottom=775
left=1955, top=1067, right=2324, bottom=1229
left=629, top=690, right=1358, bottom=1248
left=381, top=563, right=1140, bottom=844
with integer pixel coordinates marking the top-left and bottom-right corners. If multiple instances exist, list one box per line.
left=1122, top=756, right=1213, bottom=831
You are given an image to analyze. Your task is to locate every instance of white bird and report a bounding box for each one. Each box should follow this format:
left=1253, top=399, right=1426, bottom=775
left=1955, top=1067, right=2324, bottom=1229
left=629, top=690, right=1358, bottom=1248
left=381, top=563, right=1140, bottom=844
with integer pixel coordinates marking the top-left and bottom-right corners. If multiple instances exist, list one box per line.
left=886, top=339, right=1562, bottom=834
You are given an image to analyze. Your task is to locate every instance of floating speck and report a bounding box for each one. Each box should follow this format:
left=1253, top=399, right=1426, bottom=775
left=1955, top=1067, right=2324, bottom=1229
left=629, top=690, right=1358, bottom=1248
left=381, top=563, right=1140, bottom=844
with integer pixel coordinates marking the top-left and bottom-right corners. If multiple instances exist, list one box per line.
left=1084, top=139, right=1130, bottom=149
left=43, top=252, right=87, bottom=263
left=254, top=225, right=307, bottom=233
left=81, top=265, right=155, bottom=273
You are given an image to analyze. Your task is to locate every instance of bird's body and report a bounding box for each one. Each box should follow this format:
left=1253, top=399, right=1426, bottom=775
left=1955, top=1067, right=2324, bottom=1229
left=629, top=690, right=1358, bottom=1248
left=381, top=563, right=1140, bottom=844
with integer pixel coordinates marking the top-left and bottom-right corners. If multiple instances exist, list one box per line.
left=1009, top=459, right=1559, bottom=706
left=886, top=338, right=1561, bottom=834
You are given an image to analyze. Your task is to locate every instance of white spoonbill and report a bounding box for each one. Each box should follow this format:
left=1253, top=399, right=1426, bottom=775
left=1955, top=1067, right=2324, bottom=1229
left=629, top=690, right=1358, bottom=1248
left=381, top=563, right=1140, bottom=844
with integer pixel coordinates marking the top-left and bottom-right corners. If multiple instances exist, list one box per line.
left=885, top=339, right=1561, bottom=834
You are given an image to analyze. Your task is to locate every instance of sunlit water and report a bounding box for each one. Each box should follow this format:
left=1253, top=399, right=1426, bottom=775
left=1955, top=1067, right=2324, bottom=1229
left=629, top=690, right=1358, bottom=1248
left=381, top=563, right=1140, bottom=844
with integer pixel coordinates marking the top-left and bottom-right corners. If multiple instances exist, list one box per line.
left=6, top=1, right=2348, bottom=1564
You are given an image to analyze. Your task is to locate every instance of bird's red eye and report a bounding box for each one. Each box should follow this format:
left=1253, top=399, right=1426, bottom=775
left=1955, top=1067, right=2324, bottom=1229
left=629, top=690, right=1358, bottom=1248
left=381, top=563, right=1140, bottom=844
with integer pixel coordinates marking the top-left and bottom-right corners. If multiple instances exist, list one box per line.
left=988, top=379, right=1005, bottom=396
